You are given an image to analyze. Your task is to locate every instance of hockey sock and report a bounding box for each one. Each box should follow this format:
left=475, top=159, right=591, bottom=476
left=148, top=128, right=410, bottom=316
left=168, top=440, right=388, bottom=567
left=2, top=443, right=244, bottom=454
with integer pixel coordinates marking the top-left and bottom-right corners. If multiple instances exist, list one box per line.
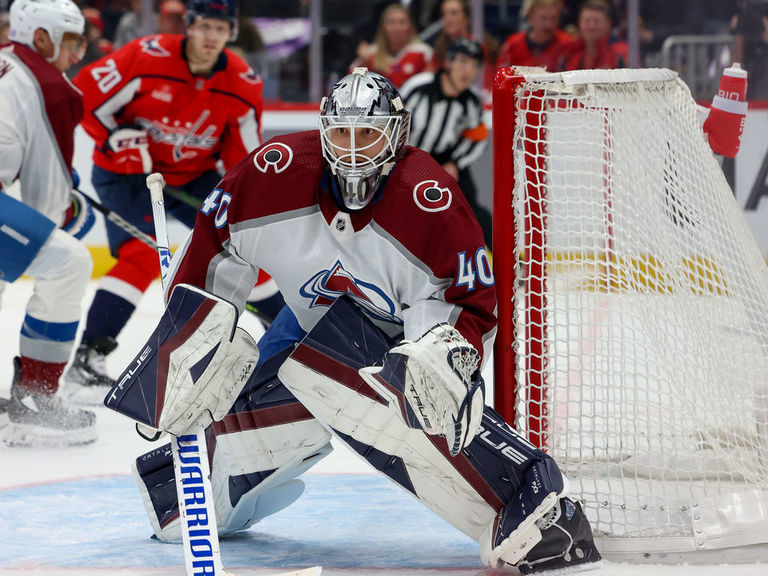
left=81, top=289, right=136, bottom=345
left=19, top=357, right=66, bottom=395
left=81, top=238, right=159, bottom=346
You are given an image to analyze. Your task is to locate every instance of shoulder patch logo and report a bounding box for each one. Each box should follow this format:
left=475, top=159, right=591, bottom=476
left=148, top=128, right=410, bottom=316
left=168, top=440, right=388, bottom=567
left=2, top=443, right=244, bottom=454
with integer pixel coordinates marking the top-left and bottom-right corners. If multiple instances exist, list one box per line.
left=413, top=180, right=452, bottom=212
left=253, top=142, right=293, bottom=174
left=240, top=68, right=261, bottom=85
left=140, top=37, right=171, bottom=57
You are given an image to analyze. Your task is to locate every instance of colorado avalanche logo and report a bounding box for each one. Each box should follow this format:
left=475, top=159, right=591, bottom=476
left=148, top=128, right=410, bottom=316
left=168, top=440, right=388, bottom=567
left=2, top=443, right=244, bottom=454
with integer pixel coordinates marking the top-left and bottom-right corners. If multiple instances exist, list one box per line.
left=140, top=37, right=170, bottom=57
left=413, top=180, right=452, bottom=212
left=253, top=142, right=293, bottom=174
left=300, top=261, right=401, bottom=324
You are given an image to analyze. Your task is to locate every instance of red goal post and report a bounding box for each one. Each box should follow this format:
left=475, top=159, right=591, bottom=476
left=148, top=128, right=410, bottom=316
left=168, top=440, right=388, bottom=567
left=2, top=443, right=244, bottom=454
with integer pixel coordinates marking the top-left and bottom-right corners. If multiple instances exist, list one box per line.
left=491, top=66, right=768, bottom=562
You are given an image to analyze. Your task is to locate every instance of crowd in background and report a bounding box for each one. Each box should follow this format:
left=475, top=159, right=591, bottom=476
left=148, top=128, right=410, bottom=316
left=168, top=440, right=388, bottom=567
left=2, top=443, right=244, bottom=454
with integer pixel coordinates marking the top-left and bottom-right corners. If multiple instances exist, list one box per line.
left=0, top=0, right=766, bottom=100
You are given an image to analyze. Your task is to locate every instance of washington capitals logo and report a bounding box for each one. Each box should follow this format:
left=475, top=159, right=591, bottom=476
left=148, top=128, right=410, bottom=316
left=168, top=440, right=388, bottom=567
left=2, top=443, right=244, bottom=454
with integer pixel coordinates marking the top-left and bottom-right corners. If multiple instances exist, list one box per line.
left=300, top=261, right=401, bottom=324
left=240, top=68, right=261, bottom=85
left=140, top=37, right=171, bottom=57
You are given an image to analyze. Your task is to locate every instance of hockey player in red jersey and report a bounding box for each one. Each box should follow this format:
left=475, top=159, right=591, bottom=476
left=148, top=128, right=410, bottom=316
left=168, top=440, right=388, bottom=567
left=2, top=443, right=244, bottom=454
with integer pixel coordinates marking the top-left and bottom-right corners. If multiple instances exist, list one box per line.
left=65, top=0, right=283, bottom=403
left=0, top=0, right=97, bottom=446
left=107, top=68, right=601, bottom=573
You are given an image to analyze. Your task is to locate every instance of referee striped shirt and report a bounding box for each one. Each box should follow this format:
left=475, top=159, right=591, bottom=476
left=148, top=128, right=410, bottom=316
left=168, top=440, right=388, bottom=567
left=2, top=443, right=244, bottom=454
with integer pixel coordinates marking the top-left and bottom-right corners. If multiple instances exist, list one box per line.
left=399, top=70, right=488, bottom=170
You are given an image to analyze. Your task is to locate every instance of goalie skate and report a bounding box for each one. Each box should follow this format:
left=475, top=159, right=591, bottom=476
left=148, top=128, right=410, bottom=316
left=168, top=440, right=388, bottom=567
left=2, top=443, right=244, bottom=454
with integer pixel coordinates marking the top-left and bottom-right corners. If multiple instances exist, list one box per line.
left=64, top=336, right=117, bottom=405
left=517, top=497, right=601, bottom=574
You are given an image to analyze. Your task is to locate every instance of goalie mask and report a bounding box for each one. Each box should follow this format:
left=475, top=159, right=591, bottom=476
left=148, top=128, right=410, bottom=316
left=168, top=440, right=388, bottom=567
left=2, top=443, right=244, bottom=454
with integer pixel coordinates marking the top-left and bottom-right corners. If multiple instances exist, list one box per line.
left=319, top=68, right=411, bottom=211
left=9, top=0, right=85, bottom=63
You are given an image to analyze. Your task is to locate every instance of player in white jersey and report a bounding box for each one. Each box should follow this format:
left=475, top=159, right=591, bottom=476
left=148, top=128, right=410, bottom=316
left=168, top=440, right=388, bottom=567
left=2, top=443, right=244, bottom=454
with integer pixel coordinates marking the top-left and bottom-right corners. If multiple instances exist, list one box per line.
left=107, top=68, right=601, bottom=572
left=0, top=0, right=97, bottom=446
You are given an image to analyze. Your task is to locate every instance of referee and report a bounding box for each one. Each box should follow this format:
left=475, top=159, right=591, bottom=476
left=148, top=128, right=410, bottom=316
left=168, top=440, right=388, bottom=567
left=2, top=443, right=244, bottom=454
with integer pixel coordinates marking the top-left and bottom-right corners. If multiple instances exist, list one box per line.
left=400, top=38, right=492, bottom=248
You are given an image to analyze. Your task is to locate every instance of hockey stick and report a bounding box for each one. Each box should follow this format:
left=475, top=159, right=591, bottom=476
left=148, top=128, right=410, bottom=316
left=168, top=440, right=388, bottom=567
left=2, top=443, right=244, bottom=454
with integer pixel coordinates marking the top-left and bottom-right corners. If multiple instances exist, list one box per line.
left=147, top=173, right=229, bottom=576
left=80, top=185, right=272, bottom=327
left=146, top=173, right=322, bottom=576
left=76, top=188, right=157, bottom=249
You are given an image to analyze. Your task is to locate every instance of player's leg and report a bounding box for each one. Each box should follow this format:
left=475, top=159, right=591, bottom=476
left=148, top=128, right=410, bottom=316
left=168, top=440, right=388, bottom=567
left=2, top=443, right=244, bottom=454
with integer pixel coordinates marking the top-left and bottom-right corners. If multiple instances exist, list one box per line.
left=65, top=167, right=159, bottom=403
left=132, top=307, right=332, bottom=541
left=6, top=228, right=96, bottom=447
left=278, top=297, right=600, bottom=573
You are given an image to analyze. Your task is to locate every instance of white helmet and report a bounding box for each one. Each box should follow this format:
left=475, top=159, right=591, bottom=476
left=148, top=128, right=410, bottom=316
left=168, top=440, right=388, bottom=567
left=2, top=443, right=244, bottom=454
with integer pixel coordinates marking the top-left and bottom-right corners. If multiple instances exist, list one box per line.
left=10, top=0, right=85, bottom=62
left=319, top=68, right=410, bottom=210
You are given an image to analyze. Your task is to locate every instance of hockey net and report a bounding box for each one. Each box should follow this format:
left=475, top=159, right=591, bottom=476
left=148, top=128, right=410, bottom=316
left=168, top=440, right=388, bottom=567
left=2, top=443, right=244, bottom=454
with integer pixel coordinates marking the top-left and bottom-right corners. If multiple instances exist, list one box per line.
left=492, top=67, right=768, bottom=561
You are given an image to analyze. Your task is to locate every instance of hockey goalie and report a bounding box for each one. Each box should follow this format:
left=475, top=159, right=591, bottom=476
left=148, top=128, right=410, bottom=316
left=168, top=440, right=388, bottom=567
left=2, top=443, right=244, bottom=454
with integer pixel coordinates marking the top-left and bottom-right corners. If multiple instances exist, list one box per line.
left=105, top=67, right=601, bottom=573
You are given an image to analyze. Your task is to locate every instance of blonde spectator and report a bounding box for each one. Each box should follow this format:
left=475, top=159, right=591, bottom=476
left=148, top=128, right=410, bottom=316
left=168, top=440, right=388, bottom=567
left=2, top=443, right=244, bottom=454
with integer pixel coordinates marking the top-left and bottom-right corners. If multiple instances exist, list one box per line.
left=497, top=0, right=573, bottom=71
left=431, top=0, right=498, bottom=90
left=350, top=4, right=432, bottom=88
left=560, top=0, right=627, bottom=70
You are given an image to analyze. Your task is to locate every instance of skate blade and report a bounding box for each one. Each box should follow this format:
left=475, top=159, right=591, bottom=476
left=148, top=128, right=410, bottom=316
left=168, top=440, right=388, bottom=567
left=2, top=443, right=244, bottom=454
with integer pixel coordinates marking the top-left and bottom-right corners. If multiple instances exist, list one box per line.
left=522, top=558, right=603, bottom=576
left=4, top=422, right=97, bottom=447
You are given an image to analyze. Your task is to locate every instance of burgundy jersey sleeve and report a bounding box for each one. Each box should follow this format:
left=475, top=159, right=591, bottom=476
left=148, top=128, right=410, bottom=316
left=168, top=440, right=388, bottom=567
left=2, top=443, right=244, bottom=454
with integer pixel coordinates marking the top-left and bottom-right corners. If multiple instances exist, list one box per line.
left=166, top=131, right=325, bottom=305
left=374, top=147, right=496, bottom=358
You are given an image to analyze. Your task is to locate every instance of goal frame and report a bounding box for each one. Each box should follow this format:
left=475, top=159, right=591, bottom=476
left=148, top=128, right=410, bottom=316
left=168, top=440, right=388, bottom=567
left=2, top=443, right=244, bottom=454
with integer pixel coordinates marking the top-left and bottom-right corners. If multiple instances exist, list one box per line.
left=491, top=66, right=768, bottom=563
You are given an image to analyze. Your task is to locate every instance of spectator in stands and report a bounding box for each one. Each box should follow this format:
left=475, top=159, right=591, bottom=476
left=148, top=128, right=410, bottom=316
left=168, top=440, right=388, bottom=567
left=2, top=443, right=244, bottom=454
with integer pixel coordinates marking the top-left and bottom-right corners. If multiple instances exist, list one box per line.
left=349, top=3, right=433, bottom=88
left=113, top=0, right=142, bottom=48
left=157, top=0, right=185, bottom=35
left=560, top=0, right=627, bottom=70
left=497, top=0, right=573, bottom=71
left=430, top=0, right=499, bottom=91
left=400, top=38, right=493, bottom=249
left=733, top=0, right=768, bottom=99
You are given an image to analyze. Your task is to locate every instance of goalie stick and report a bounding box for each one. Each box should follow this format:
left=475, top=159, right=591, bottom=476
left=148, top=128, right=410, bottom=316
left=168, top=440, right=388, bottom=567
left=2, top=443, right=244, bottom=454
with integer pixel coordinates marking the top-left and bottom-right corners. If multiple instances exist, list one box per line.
left=146, top=173, right=322, bottom=576
left=147, top=172, right=227, bottom=576
left=76, top=187, right=272, bottom=326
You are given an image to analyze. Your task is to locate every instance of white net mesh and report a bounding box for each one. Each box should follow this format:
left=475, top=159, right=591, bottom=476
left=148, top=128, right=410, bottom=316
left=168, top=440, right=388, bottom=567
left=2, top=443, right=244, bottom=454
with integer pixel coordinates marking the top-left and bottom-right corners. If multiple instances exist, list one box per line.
left=504, top=69, right=768, bottom=551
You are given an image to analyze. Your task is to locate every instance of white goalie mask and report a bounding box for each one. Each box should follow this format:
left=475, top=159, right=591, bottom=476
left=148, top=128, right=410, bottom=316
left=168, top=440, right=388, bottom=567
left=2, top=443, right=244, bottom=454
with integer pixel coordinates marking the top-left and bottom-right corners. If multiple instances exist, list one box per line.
left=319, top=68, right=411, bottom=210
left=9, top=0, right=85, bottom=63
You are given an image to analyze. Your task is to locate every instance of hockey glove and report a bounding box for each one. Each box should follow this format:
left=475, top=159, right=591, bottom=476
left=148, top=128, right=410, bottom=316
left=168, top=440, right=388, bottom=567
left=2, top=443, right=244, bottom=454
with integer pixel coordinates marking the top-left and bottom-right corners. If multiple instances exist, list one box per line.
left=106, top=126, right=153, bottom=174
left=362, top=323, right=485, bottom=456
left=61, top=188, right=96, bottom=240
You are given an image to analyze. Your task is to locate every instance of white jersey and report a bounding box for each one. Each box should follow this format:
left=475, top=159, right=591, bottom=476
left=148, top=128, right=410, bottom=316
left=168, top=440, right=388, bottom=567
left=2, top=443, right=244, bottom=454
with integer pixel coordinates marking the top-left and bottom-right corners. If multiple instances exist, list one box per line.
left=166, top=131, right=497, bottom=360
left=0, top=42, right=82, bottom=223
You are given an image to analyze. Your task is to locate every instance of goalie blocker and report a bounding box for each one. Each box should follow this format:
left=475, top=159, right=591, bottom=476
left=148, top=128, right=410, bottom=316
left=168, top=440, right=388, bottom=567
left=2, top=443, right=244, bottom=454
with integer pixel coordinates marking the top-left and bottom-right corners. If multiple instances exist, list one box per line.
left=111, top=289, right=600, bottom=573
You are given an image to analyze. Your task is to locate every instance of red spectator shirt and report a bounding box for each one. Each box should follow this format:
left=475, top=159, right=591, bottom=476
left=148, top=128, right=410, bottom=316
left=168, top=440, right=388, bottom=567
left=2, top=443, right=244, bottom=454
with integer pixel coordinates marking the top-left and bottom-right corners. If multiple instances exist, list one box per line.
left=74, top=34, right=263, bottom=187
left=497, top=30, right=574, bottom=71
left=560, top=36, right=628, bottom=71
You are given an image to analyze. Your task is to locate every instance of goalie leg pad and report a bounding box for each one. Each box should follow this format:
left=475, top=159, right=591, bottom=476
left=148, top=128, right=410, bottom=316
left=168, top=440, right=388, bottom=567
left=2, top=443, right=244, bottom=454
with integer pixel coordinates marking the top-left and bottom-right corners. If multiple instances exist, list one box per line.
left=279, top=296, right=583, bottom=558
left=133, top=347, right=331, bottom=542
